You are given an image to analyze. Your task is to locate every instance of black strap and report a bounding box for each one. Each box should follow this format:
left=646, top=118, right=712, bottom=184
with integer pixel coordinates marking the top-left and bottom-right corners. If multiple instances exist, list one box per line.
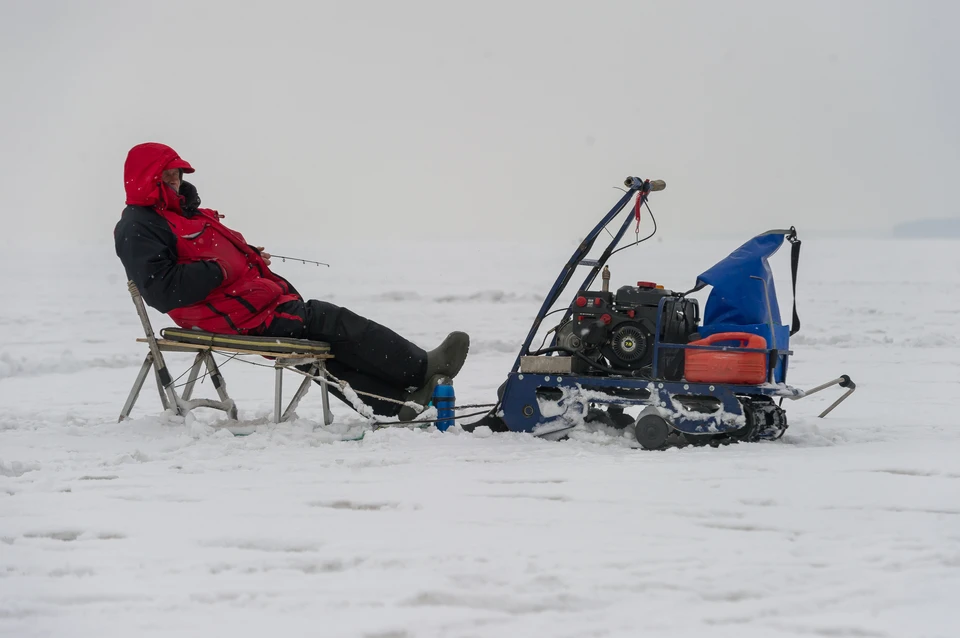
left=788, top=227, right=801, bottom=335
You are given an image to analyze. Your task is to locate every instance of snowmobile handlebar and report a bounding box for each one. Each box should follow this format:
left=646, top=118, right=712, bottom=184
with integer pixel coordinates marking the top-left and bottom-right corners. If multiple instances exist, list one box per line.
left=510, top=175, right=667, bottom=373
left=624, top=177, right=666, bottom=192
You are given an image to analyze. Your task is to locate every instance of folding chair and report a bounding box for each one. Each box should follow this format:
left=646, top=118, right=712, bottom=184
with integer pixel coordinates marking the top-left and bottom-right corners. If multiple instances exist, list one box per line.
left=119, top=281, right=335, bottom=425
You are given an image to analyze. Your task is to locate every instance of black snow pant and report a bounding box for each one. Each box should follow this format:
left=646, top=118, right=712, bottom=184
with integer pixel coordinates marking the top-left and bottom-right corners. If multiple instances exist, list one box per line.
left=258, top=300, right=428, bottom=417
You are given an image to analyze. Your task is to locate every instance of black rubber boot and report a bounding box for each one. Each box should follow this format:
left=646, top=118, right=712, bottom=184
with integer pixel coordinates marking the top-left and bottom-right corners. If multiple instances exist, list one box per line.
left=424, top=331, right=470, bottom=380
left=398, top=374, right=450, bottom=422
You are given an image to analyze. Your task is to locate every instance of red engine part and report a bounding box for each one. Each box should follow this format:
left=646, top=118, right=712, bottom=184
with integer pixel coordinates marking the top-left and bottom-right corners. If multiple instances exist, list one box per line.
left=684, top=332, right=768, bottom=385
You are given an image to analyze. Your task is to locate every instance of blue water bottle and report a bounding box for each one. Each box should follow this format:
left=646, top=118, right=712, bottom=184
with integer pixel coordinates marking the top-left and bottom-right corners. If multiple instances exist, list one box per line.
left=433, top=382, right=455, bottom=432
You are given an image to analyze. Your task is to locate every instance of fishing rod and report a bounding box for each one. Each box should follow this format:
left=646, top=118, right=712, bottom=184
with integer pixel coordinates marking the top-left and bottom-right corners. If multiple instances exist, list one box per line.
left=269, top=254, right=330, bottom=267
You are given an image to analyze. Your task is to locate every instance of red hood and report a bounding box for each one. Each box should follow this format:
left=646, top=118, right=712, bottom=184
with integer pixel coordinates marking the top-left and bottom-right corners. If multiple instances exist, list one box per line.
left=123, top=142, right=195, bottom=209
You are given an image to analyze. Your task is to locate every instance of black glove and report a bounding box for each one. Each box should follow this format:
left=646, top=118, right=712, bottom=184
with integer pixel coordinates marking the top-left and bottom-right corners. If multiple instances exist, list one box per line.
left=179, top=180, right=202, bottom=213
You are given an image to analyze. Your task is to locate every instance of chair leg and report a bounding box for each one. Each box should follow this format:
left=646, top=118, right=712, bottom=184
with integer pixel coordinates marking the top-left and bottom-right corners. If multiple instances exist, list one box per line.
left=319, top=361, right=334, bottom=426
left=274, top=366, right=283, bottom=423
left=203, top=352, right=238, bottom=420
left=119, top=353, right=154, bottom=422
left=181, top=352, right=205, bottom=401
left=153, top=364, right=172, bottom=412
left=281, top=362, right=317, bottom=423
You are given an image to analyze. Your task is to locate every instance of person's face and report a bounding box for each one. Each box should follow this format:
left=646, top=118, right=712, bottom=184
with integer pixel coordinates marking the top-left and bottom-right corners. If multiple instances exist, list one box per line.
left=161, top=168, right=181, bottom=193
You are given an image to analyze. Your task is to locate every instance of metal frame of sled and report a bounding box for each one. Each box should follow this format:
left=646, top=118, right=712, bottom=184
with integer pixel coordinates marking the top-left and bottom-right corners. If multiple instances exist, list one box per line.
left=119, top=281, right=335, bottom=425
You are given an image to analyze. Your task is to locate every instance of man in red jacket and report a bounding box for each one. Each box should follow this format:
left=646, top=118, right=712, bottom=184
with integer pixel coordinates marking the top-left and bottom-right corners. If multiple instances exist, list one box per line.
left=115, top=142, right=469, bottom=420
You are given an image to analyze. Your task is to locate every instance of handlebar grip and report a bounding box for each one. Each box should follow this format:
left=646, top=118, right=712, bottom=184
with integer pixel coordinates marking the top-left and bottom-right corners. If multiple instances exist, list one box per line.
left=623, top=176, right=667, bottom=192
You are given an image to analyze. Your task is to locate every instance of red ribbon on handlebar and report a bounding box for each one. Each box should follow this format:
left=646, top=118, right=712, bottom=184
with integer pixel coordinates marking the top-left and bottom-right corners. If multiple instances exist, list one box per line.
left=634, top=191, right=643, bottom=232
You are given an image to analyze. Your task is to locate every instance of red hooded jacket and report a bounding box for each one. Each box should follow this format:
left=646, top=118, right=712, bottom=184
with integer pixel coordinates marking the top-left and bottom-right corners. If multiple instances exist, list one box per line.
left=115, top=143, right=300, bottom=333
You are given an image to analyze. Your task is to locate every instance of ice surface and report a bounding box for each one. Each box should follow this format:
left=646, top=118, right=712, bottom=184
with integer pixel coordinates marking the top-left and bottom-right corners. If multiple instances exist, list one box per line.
left=1, top=237, right=959, bottom=637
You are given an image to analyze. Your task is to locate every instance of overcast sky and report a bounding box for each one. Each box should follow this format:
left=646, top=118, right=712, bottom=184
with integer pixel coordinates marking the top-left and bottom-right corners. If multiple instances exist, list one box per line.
left=1, top=0, right=957, bottom=245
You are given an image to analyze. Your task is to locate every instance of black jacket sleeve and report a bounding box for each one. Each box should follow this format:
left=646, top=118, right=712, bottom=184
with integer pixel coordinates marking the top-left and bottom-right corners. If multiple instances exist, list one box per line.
left=114, top=206, right=224, bottom=313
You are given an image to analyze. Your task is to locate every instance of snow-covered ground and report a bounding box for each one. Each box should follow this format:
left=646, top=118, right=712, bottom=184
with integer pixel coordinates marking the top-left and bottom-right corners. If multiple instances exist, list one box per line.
left=2, top=235, right=959, bottom=637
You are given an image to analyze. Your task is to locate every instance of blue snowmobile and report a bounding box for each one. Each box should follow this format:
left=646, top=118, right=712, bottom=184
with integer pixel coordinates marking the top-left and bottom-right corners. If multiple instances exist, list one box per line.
left=470, top=176, right=855, bottom=448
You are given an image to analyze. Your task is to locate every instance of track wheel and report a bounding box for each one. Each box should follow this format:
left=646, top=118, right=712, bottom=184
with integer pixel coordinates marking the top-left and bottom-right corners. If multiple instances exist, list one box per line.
left=635, top=414, right=670, bottom=450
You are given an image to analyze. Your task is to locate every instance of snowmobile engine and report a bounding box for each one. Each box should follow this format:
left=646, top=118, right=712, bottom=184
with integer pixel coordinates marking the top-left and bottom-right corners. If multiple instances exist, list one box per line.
left=556, top=277, right=700, bottom=380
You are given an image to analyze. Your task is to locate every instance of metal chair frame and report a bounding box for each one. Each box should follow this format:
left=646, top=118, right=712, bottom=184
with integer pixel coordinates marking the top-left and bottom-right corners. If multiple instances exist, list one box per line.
left=119, top=282, right=334, bottom=426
